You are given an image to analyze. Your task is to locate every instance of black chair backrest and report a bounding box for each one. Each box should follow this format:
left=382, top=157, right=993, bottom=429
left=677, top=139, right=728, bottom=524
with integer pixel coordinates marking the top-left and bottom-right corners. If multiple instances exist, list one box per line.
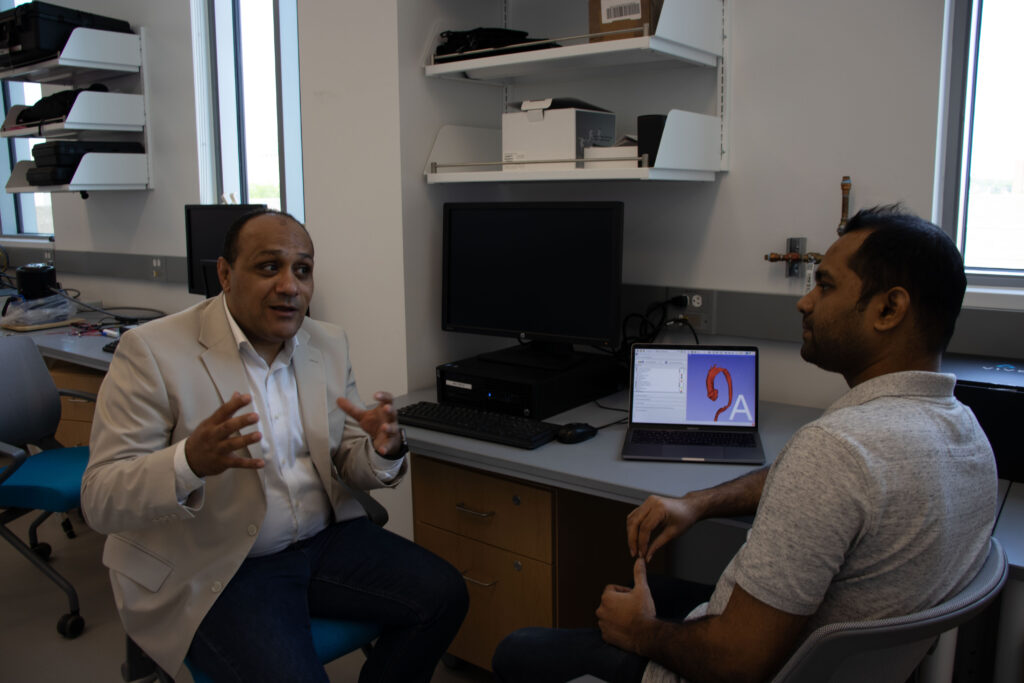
left=0, top=335, right=62, bottom=448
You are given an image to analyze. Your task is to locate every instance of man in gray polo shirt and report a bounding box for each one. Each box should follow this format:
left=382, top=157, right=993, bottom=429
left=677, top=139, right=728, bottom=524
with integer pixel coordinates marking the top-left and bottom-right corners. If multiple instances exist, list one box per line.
left=493, top=205, right=998, bottom=683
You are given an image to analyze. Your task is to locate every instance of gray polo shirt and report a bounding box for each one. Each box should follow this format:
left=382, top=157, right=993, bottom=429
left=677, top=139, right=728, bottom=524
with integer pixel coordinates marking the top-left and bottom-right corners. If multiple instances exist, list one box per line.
left=644, top=371, right=997, bottom=683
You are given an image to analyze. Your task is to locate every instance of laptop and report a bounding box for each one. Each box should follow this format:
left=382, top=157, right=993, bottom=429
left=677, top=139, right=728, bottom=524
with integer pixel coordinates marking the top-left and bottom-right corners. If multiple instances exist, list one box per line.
left=621, top=343, right=765, bottom=465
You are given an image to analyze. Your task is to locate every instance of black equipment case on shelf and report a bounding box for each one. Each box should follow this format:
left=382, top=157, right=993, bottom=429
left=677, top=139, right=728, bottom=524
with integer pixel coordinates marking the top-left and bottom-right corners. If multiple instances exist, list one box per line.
left=27, top=140, right=143, bottom=186
left=0, top=1, right=131, bottom=69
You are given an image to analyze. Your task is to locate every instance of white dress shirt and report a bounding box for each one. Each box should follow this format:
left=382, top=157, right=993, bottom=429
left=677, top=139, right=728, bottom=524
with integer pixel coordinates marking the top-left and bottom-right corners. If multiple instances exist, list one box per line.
left=171, top=298, right=402, bottom=556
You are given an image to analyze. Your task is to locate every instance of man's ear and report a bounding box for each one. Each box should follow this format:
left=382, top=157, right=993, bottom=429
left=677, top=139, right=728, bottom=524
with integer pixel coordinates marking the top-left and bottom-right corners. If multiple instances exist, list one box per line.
left=873, top=287, right=910, bottom=332
left=216, top=256, right=231, bottom=293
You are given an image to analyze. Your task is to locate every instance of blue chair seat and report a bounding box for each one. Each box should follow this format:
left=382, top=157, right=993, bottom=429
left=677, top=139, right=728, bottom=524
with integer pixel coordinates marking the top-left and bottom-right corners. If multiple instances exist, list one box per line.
left=0, top=447, right=89, bottom=511
left=186, top=617, right=382, bottom=683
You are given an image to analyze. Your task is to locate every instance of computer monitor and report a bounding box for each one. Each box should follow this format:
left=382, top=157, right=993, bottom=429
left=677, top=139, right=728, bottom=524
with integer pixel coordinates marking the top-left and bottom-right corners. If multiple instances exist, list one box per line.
left=184, top=204, right=267, bottom=297
left=442, top=201, right=624, bottom=369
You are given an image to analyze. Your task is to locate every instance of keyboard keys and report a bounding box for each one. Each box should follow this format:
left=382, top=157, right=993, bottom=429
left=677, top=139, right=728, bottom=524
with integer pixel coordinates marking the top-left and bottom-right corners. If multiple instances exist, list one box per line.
left=632, top=429, right=756, bottom=448
left=397, top=401, right=559, bottom=450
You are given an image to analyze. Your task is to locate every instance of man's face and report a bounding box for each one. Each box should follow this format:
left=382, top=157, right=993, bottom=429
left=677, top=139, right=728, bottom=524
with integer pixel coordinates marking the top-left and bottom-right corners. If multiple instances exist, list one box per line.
left=796, top=230, right=876, bottom=379
left=217, top=214, right=314, bottom=359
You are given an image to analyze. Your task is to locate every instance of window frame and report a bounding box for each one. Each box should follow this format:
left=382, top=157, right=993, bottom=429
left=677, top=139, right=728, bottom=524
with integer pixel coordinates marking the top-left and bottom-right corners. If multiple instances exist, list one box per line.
left=937, top=0, right=1023, bottom=287
left=195, top=0, right=303, bottom=220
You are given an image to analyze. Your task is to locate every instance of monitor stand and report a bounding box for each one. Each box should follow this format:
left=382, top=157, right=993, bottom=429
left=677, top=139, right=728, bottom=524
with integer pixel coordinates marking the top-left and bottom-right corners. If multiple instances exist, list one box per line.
left=478, top=342, right=587, bottom=371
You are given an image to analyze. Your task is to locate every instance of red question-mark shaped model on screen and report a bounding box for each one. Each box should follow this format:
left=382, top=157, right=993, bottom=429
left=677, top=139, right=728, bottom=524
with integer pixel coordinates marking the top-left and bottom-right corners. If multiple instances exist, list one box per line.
left=705, top=365, right=733, bottom=422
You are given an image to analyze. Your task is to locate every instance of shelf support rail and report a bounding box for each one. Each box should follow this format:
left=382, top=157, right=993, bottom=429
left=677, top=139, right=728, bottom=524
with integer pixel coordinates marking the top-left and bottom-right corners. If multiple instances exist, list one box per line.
left=430, top=154, right=650, bottom=173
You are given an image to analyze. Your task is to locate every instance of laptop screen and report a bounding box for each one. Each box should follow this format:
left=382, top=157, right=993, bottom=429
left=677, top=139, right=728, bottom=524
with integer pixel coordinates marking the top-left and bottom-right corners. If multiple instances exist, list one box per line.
left=631, top=346, right=758, bottom=428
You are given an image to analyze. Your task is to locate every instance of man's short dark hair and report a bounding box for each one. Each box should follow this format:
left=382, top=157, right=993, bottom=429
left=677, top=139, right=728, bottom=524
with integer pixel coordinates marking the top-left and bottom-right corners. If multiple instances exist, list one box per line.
left=221, top=209, right=307, bottom=264
left=840, top=204, right=966, bottom=353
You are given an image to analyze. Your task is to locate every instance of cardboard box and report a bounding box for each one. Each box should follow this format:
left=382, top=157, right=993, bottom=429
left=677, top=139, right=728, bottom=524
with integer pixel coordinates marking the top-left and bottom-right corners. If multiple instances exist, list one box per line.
left=583, top=144, right=639, bottom=169
left=589, top=0, right=664, bottom=42
left=502, top=98, right=615, bottom=171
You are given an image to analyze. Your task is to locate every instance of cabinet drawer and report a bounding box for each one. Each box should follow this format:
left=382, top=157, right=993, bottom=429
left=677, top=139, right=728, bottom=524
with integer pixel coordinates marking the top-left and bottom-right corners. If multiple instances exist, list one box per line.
left=49, top=361, right=103, bottom=421
left=412, top=455, right=552, bottom=562
left=415, top=521, right=552, bottom=671
left=55, top=419, right=92, bottom=447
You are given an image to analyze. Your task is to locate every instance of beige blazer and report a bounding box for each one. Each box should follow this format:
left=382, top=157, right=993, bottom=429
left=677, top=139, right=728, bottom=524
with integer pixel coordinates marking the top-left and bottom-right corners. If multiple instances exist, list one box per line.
left=81, top=295, right=406, bottom=676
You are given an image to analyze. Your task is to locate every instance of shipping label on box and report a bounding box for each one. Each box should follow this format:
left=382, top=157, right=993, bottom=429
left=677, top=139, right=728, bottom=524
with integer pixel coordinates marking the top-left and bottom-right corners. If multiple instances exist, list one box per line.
left=588, top=0, right=665, bottom=42
left=502, top=99, right=615, bottom=171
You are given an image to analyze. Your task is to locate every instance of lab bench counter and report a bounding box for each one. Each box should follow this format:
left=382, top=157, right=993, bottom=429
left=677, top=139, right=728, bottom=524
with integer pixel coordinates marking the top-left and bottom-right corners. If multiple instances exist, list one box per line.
left=395, top=388, right=822, bottom=508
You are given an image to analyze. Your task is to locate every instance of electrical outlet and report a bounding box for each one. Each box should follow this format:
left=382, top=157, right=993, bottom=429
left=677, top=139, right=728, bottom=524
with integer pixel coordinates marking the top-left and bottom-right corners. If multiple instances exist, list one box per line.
left=666, top=288, right=715, bottom=332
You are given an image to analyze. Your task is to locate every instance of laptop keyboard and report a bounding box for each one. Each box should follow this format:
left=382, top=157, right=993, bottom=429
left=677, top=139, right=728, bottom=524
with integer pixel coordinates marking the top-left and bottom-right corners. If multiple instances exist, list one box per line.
left=633, top=428, right=757, bottom=448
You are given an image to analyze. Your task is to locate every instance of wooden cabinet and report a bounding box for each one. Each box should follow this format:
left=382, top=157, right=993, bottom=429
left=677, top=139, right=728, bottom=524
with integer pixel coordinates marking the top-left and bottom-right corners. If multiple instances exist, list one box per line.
left=48, top=360, right=103, bottom=447
left=412, top=455, right=553, bottom=670
left=412, top=454, right=660, bottom=670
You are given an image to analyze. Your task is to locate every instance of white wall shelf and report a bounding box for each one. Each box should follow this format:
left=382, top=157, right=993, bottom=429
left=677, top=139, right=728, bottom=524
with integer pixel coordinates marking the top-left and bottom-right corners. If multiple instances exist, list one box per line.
left=0, top=92, right=145, bottom=138
left=424, top=0, right=723, bottom=84
left=6, top=154, right=149, bottom=193
left=425, top=110, right=721, bottom=184
left=422, top=0, right=726, bottom=184
left=0, top=26, right=151, bottom=193
left=0, top=28, right=141, bottom=85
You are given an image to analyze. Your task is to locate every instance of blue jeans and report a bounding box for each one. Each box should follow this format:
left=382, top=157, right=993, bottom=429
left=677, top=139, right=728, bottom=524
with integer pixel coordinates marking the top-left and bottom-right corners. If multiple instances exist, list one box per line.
left=492, top=574, right=714, bottom=683
left=187, top=516, right=468, bottom=683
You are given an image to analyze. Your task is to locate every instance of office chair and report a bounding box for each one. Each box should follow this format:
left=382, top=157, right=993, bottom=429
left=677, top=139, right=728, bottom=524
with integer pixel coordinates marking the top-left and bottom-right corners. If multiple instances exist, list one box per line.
left=770, top=537, right=1008, bottom=683
left=568, top=538, right=1007, bottom=683
left=122, top=490, right=388, bottom=682
left=0, top=335, right=93, bottom=638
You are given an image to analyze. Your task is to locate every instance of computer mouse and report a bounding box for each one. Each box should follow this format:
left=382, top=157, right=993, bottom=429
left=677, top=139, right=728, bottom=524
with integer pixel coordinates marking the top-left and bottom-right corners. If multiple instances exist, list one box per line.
left=556, top=422, right=598, bottom=444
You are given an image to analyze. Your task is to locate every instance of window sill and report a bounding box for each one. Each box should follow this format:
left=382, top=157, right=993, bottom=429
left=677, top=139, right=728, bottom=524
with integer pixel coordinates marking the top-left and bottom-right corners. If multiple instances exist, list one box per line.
left=963, top=286, right=1024, bottom=312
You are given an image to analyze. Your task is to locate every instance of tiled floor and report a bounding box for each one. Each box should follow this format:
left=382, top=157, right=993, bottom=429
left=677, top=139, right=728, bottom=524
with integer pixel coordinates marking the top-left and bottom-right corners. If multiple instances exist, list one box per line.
left=0, top=512, right=494, bottom=682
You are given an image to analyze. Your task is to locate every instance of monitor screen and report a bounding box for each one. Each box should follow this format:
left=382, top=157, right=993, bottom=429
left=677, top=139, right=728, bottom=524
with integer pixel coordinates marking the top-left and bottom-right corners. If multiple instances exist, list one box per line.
left=442, top=201, right=624, bottom=356
left=185, top=204, right=267, bottom=296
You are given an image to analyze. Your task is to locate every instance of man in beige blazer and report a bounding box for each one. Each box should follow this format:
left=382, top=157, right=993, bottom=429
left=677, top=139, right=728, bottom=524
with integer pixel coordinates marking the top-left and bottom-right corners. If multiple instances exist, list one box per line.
left=82, top=210, right=467, bottom=682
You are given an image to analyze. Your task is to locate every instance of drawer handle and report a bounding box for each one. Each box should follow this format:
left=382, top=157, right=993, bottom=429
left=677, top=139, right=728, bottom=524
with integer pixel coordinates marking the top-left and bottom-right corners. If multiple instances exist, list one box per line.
left=462, top=572, right=497, bottom=588
left=455, top=503, right=495, bottom=518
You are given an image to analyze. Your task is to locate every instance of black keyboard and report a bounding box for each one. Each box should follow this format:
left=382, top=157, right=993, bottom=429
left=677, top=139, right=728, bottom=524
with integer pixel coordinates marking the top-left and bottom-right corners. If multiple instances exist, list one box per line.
left=633, top=428, right=757, bottom=448
left=397, top=401, right=559, bottom=450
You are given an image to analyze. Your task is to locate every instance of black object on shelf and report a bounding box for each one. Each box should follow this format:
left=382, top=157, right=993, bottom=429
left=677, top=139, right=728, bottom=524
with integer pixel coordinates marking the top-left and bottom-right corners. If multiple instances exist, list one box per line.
left=27, top=140, right=143, bottom=186
left=434, top=27, right=558, bottom=63
left=637, top=114, right=667, bottom=166
left=15, top=83, right=108, bottom=126
left=0, top=1, right=132, bottom=69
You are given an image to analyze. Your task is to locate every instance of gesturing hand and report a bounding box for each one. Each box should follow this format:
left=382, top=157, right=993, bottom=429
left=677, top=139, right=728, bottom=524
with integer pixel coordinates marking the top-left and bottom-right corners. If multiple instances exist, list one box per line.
left=337, top=391, right=402, bottom=457
left=184, top=392, right=264, bottom=478
left=627, top=494, right=701, bottom=562
left=596, top=557, right=657, bottom=655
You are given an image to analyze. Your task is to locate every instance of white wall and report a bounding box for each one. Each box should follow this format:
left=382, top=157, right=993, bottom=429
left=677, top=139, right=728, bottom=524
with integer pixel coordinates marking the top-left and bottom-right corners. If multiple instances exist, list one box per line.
left=297, top=1, right=415, bottom=537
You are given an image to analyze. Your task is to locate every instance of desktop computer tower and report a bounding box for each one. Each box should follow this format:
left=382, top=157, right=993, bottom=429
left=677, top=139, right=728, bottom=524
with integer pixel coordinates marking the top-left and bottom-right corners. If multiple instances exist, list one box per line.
left=436, top=352, right=625, bottom=420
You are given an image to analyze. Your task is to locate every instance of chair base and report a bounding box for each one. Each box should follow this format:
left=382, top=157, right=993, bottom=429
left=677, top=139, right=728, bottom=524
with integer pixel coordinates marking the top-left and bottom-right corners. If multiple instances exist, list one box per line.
left=0, top=507, right=83, bottom=638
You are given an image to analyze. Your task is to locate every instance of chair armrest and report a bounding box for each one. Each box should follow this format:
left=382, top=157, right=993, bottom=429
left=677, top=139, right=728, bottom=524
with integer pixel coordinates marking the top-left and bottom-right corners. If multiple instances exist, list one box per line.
left=0, top=440, right=28, bottom=487
left=350, top=489, right=389, bottom=527
left=58, top=388, right=97, bottom=402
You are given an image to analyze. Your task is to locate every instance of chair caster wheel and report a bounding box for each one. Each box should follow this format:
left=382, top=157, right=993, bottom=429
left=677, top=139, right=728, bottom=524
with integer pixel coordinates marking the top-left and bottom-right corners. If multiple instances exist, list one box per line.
left=31, top=542, right=52, bottom=560
left=57, top=612, right=84, bottom=638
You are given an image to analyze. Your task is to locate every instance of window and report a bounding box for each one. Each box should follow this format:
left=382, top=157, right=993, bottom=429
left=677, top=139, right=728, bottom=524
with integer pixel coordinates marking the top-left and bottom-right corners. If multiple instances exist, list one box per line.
left=192, top=0, right=303, bottom=220
left=0, top=0, right=54, bottom=236
left=943, top=0, right=1024, bottom=282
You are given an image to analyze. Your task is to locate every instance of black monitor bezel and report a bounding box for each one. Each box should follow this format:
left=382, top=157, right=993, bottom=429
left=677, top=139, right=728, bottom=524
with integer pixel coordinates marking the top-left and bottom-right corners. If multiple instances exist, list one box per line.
left=184, top=204, right=268, bottom=296
left=441, top=201, right=624, bottom=350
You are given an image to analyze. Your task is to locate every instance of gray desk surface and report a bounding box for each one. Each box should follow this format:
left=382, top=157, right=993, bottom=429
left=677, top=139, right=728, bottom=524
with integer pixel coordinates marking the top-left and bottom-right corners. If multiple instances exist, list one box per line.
left=396, top=388, right=823, bottom=507
left=4, top=317, right=115, bottom=372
